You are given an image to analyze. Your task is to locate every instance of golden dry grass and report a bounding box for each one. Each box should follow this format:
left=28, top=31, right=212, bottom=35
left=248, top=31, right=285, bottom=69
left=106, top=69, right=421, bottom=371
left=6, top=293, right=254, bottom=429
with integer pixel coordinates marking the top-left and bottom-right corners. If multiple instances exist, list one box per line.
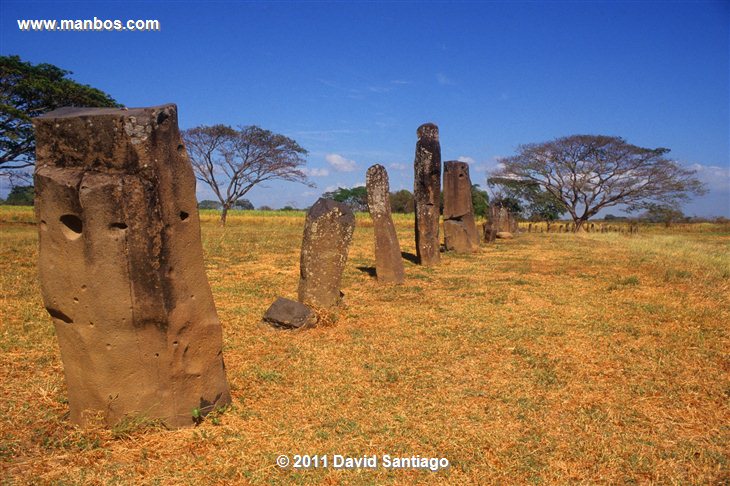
left=1, top=206, right=728, bottom=484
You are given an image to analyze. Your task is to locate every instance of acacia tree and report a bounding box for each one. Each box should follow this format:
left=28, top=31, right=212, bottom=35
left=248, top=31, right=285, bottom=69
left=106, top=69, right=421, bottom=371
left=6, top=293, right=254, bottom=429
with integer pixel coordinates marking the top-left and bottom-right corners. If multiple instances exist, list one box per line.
left=491, top=135, right=706, bottom=231
left=182, top=124, right=311, bottom=224
left=0, top=55, right=118, bottom=180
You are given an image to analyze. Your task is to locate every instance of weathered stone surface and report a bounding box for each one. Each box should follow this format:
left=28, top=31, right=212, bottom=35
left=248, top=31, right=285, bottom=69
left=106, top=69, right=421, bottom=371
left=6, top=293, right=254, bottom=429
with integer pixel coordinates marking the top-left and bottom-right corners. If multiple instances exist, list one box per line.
left=484, top=205, right=518, bottom=242
left=510, top=214, right=518, bottom=233
left=366, top=165, right=405, bottom=283
left=496, top=231, right=514, bottom=239
left=413, top=123, right=441, bottom=265
left=483, top=213, right=494, bottom=242
left=443, top=161, right=478, bottom=252
left=297, top=198, right=355, bottom=310
left=498, top=207, right=513, bottom=233
left=484, top=205, right=500, bottom=243
left=262, top=297, right=316, bottom=329
left=33, top=105, right=231, bottom=428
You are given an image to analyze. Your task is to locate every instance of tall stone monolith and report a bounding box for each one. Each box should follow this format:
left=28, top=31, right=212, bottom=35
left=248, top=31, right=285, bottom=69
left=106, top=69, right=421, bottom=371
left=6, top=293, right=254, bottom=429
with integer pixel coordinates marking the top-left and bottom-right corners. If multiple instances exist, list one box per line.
left=413, top=123, right=441, bottom=265
left=366, top=165, right=405, bottom=283
left=498, top=207, right=514, bottom=233
left=33, top=105, right=231, bottom=428
left=442, top=161, right=478, bottom=252
left=298, top=198, right=355, bottom=311
left=483, top=205, right=500, bottom=243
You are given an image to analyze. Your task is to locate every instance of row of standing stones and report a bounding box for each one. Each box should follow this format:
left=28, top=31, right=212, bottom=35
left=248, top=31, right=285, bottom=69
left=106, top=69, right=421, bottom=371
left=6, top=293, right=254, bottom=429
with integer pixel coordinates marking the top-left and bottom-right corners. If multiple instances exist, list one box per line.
left=32, top=105, right=514, bottom=429
left=263, top=122, right=497, bottom=328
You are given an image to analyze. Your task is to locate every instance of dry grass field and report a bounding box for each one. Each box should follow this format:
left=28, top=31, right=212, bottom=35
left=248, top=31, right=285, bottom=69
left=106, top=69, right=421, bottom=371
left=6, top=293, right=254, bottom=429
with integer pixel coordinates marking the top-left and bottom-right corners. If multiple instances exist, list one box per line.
left=1, top=205, right=728, bottom=484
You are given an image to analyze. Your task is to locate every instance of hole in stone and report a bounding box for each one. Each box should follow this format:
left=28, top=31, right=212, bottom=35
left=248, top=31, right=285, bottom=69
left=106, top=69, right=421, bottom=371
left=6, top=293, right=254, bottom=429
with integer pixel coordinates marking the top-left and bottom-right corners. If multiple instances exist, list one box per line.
left=106, top=344, right=112, bottom=350
left=81, top=285, right=87, bottom=291
left=109, top=222, right=128, bottom=231
left=40, top=220, right=48, bottom=231
left=155, top=353, right=159, bottom=358
left=179, top=211, right=189, bottom=221
left=73, top=297, right=79, bottom=303
left=89, top=322, right=94, bottom=327
left=157, top=111, right=170, bottom=125
left=173, top=341, right=179, bottom=347
left=46, top=307, right=73, bottom=324
left=59, top=214, right=83, bottom=240
left=177, top=144, right=185, bottom=153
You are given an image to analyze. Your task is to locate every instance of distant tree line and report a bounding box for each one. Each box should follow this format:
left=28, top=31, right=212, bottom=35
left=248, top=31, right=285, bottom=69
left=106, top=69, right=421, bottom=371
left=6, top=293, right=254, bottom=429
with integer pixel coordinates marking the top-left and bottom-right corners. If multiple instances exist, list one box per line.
left=1, top=185, right=33, bottom=205
left=322, top=185, right=491, bottom=216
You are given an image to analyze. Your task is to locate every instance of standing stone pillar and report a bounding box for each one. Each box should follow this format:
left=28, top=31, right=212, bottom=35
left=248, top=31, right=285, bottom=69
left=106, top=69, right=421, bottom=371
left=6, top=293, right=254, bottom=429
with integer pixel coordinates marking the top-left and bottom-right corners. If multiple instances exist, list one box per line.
left=498, top=207, right=511, bottom=232
left=366, top=165, right=405, bottom=283
left=298, top=198, right=355, bottom=311
left=442, top=161, right=478, bottom=252
left=413, top=123, right=441, bottom=265
left=33, top=105, right=231, bottom=428
left=484, top=205, right=500, bottom=243
left=494, top=206, right=514, bottom=238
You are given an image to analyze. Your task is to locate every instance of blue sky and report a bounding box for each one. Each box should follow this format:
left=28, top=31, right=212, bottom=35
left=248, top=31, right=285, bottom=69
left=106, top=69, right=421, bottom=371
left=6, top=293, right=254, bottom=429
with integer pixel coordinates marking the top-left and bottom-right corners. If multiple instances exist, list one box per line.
left=1, top=1, right=728, bottom=216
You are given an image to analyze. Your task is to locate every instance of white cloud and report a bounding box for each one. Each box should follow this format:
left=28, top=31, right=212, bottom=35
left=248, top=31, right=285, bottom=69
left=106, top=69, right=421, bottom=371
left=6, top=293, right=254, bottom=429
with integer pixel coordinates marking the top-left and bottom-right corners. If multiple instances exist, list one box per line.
left=689, top=163, right=730, bottom=191
left=389, top=162, right=407, bottom=171
left=325, top=153, right=357, bottom=172
left=302, top=167, right=330, bottom=177
left=457, top=156, right=475, bottom=164
left=323, top=181, right=364, bottom=193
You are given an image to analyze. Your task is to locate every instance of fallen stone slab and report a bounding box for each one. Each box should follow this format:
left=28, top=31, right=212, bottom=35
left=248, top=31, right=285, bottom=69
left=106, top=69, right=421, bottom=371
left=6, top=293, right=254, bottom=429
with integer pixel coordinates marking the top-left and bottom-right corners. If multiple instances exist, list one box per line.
left=262, top=297, right=317, bottom=329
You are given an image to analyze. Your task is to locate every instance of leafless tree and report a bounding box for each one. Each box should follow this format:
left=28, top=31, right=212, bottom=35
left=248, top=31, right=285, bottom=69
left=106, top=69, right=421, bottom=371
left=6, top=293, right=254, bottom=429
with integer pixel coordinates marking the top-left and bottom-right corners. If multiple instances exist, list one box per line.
left=182, top=124, right=312, bottom=224
left=492, top=135, right=706, bottom=232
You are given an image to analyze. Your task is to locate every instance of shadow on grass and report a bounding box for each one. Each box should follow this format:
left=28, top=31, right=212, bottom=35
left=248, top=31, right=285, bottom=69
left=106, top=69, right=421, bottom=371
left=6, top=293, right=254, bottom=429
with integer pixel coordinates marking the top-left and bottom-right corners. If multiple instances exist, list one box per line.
left=401, top=252, right=419, bottom=264
left=356, top=266, right=377, bottom=277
